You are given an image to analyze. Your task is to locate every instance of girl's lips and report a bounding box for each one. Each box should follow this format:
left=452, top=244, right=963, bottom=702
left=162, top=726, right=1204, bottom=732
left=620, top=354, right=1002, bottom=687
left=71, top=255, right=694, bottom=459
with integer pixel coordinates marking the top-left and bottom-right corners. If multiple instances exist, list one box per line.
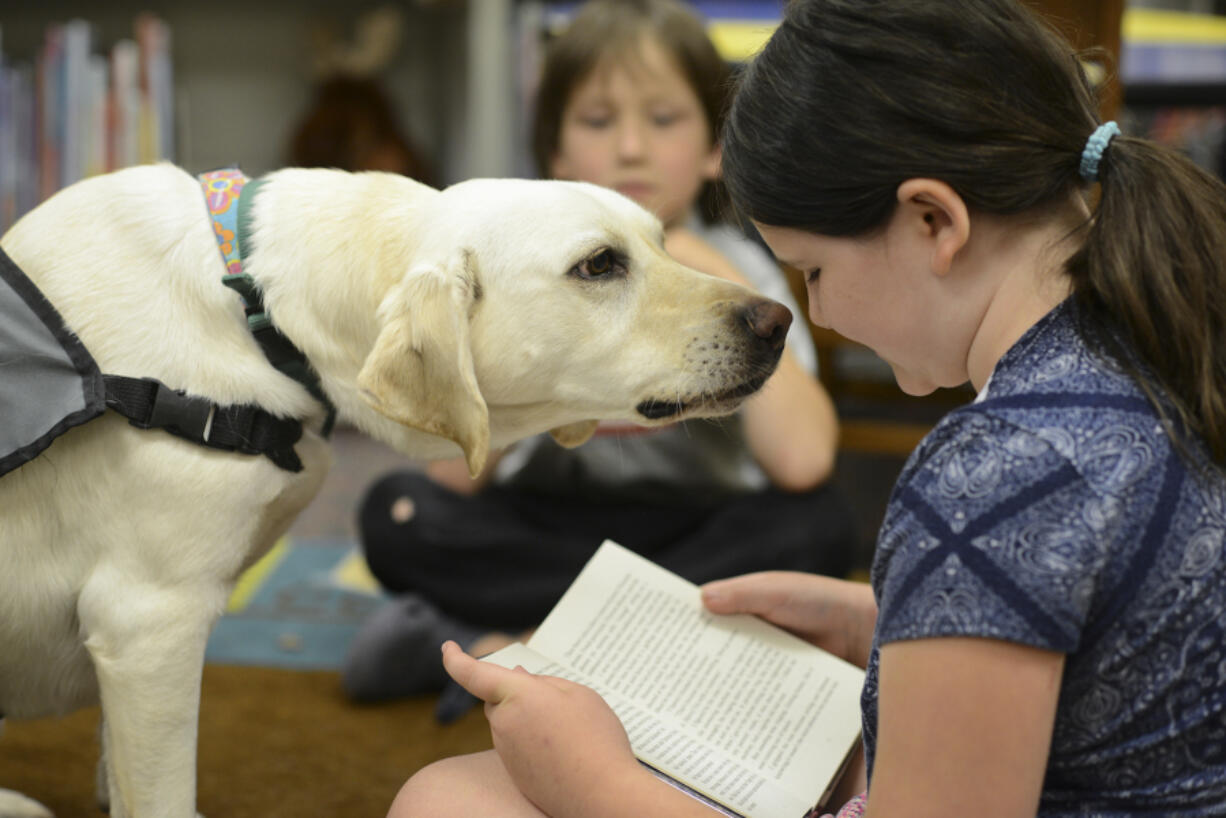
left=615, top=183, right=653, bottom=201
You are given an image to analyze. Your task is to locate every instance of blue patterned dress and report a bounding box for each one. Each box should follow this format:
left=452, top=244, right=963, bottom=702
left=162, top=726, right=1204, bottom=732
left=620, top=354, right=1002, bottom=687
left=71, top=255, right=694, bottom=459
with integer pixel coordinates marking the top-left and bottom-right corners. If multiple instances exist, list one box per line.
left=861, top=298, right=1226, bottom=815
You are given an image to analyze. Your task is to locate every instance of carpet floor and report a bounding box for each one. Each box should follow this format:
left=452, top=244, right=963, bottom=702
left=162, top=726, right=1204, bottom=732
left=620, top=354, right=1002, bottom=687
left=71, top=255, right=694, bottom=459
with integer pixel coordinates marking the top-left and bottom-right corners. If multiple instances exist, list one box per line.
left=1, top=665, right=492, bottom=817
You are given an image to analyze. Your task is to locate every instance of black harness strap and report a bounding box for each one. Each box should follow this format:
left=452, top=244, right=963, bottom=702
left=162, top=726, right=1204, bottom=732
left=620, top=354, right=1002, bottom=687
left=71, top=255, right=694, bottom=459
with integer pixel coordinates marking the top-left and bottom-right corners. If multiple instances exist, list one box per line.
left=220, top=271, right=337, bottom=439
left=103, top=374, right=304, bottom=472
left=220, top=176, right=338, bottom=439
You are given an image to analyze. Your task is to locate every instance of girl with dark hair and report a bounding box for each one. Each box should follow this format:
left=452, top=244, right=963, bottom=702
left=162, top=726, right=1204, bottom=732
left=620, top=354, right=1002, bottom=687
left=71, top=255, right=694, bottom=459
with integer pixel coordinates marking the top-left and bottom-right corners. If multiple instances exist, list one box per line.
left=388, top=1, right=1226, bottom=816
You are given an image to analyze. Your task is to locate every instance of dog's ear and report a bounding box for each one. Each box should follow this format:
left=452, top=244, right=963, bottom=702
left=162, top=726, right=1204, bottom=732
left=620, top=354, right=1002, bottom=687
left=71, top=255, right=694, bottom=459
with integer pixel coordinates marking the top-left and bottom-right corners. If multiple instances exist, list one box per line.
left=549, top=420, right=598, bottom=449
left=358, top=251, right=489, bottom=477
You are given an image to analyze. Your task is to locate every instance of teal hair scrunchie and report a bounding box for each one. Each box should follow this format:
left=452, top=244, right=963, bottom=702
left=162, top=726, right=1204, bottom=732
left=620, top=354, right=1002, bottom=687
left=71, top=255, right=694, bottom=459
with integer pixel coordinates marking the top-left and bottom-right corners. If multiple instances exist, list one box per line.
left=1079, top=121, right=1120, bottom=183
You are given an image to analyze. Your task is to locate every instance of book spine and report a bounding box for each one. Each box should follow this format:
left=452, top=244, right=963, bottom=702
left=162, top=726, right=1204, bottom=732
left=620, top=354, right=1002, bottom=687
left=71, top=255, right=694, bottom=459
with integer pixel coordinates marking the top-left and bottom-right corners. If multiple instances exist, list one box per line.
left=37, top=24, right=62, bottom=204
left=12, top=66, right=36, bottom=226
left=110, top=39, right=140, bottom=171
left=60, top=18, right=91, bottom=189
left=85, top=54, right=108, bottom=178
left=136, top=14, right=173, bottom=164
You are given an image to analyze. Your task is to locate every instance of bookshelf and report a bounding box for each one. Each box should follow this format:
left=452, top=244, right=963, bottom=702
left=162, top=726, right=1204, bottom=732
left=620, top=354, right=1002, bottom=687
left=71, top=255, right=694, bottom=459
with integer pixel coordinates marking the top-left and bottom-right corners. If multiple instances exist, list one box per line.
left=0, top=15, right=174, bottom=233
left=1119, top=7, right=1226, bottom=179
left=0, top=0, right=469, bottom=234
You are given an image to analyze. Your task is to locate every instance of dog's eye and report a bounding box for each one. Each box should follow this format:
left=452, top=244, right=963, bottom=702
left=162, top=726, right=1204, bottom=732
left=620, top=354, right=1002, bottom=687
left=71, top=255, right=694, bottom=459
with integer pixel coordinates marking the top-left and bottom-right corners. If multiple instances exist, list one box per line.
left=570, top=249, right=625, bottom=281
left=589, top=251, right=612, bottom=275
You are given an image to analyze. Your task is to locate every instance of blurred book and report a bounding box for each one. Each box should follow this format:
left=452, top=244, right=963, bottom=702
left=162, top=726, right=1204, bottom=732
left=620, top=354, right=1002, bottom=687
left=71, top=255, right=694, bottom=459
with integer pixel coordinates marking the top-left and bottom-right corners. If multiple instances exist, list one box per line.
left=1122, top=8, right=1226, bottom=85
left=0, top=15, right=174, bottom=235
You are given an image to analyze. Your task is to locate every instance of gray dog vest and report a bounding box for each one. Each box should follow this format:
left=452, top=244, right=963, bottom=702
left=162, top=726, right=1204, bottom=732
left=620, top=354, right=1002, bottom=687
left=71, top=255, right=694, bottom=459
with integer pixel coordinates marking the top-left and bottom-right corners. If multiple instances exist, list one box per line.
left=0, top=246, right=107, bottom=477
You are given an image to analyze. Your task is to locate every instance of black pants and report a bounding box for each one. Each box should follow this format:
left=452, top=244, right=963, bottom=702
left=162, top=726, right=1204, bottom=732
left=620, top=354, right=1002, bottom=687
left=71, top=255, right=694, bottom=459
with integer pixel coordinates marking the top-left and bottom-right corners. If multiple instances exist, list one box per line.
left=358, top=471, right=858, bottom=631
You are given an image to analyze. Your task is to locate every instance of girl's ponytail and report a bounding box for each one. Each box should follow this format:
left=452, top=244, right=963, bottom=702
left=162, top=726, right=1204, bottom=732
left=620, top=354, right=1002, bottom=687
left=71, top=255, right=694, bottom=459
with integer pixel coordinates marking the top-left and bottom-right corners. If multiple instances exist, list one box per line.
left=1067, top=133, right=1226, bottom=465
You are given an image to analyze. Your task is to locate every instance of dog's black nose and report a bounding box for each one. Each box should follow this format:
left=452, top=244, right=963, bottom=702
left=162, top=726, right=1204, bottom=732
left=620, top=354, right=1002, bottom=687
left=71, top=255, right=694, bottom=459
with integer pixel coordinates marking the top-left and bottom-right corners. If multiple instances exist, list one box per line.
left=742, top=299, right=792, bottom=352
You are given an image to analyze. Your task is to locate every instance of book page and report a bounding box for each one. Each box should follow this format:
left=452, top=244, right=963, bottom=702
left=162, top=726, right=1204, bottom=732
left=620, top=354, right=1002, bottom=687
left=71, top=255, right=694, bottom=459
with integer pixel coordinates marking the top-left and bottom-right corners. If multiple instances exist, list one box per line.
left=484, top=641, right=807, bottom=818
left=523, top=541, right=865, bottom=816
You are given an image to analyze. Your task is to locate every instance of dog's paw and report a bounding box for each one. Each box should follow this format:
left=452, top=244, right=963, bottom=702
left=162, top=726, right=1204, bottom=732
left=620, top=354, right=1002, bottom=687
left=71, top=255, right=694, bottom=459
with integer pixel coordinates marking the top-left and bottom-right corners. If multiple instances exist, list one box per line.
left=0, top=789, right=54, bottom=818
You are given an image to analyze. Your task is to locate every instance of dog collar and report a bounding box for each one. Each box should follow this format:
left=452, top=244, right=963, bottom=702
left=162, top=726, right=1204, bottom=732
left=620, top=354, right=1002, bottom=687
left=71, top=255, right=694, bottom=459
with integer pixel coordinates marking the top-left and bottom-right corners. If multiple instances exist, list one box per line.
left=200, top=168, right=336, bottom=438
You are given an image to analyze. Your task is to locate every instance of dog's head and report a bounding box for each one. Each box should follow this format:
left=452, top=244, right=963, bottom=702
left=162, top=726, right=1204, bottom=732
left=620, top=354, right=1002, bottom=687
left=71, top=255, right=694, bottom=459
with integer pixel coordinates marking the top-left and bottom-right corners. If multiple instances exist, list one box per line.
left=358, top=178, right=791, bottom=477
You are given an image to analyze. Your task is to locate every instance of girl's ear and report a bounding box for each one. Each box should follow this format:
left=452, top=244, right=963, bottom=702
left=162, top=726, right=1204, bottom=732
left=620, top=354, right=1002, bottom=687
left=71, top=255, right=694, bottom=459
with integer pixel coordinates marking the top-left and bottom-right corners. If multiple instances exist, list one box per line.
left=703, top=142, right=722, bottom=181
left=895, top=178, right=969, bottom=277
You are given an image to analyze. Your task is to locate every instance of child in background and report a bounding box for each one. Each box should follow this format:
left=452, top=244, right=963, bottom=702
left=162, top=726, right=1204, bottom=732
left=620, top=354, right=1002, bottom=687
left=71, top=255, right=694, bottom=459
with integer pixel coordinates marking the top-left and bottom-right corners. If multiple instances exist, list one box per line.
left=390, top=0, right=1226, bottom=815
left=341, top=0, right=854, bottom=721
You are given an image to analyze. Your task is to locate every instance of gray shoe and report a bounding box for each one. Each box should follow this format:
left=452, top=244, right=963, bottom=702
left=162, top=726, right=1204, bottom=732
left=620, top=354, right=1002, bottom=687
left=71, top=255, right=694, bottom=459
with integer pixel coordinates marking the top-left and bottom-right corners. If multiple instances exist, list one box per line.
left=341, top=593, right=482, bottom=703
left=434, top=680, right=480, bottom=725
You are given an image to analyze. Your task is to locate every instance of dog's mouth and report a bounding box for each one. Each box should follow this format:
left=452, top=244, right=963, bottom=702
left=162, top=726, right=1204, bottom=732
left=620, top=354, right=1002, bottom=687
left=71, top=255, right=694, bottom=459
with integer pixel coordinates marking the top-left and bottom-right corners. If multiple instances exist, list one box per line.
left=635, top=374, right=770, bottom=421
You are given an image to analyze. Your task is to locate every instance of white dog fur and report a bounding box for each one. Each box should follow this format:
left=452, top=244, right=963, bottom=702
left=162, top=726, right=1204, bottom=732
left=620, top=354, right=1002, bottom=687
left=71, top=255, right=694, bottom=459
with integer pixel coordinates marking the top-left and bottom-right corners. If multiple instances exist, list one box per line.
left=0, top=163, right=791, bottom=817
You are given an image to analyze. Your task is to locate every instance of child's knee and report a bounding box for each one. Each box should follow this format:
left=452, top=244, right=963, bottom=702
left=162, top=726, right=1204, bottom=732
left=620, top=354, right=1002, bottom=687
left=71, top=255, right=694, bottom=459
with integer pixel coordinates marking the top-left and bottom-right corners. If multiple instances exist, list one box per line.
left=387, top=758, right=463, bottom=818
left=388, top=751, right=539, bottom=817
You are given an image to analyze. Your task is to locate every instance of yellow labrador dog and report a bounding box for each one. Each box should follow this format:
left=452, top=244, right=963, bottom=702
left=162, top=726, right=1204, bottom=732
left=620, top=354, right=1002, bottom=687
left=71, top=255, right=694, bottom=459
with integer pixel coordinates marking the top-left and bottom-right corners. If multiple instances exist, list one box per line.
left=0, top=163, right=790, bottom=817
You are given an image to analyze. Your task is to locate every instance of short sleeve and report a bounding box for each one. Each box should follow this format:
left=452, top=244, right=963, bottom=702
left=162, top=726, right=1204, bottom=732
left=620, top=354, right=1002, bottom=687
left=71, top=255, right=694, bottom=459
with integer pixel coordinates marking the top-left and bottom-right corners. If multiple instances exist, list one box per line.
left=872, top=410, right=1119, bottom=653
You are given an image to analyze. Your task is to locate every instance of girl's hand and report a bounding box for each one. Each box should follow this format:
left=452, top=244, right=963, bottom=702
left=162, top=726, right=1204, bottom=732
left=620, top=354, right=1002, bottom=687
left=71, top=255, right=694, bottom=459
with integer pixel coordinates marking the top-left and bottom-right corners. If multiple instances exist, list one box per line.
left=441, top=641, right=644, bottom=816
left=701, top=572, right=877, bottom=669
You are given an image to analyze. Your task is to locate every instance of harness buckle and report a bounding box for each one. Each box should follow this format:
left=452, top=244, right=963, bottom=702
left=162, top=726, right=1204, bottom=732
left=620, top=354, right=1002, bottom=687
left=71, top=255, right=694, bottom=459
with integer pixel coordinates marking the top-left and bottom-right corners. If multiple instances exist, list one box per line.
left=139, top=379, right=215, bottom=443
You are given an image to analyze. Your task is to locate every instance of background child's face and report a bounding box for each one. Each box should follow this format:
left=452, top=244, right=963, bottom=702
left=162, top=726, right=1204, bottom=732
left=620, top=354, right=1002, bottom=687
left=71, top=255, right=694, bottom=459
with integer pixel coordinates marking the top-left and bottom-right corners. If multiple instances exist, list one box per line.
left=549, top=36, right=720, bottom=229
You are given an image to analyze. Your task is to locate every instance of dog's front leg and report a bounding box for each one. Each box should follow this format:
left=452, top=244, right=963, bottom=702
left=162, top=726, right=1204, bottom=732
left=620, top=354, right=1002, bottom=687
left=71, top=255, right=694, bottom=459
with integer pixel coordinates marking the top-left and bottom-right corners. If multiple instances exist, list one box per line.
left=79, top=574, right=223, bottom=818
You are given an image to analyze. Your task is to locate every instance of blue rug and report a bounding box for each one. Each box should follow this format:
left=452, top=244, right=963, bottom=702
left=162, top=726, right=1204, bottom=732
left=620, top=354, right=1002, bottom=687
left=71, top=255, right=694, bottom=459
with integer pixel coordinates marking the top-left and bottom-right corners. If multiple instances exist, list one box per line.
left=205, top=537, right=387, bottom=670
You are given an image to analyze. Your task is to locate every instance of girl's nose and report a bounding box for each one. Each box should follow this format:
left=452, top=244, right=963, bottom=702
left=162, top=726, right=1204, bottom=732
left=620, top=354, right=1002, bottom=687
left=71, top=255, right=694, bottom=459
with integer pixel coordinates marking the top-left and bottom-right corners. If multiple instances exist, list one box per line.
left=616, top=118, right=647, bottom=160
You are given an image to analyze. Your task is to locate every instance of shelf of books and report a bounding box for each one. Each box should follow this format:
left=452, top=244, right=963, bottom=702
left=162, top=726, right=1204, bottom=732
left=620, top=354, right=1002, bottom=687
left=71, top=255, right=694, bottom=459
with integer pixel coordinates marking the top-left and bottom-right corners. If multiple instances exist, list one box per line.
left=0, top=15, right=174, bottom=235
left=1120, top=8, right=1226, bottom=180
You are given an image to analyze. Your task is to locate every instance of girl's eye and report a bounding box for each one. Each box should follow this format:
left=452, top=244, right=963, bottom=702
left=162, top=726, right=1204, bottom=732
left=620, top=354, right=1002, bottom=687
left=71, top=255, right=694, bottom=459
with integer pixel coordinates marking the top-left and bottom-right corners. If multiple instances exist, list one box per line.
left=806, top=267, right=822, bottom=284
left=651, top=112, right=680, bottom=127
left=577, top=112, right=613, bottom=129
left=571, top=249, right=625, bottom=280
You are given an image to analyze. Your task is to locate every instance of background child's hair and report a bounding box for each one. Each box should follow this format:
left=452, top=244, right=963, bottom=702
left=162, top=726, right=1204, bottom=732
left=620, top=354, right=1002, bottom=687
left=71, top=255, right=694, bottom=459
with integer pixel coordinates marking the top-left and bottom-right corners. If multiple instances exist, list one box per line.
left=531, top=0, right=732, bottom=222
left=722, top=0, right=1226, bottom=465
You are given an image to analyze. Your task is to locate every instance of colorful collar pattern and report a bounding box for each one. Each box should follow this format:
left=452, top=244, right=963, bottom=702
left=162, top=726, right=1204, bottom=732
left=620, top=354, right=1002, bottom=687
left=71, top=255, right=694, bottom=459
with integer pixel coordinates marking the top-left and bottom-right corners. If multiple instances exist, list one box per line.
left=197, top=167, right=336, bottom=438
left=200, top=168, right=249, bottom=276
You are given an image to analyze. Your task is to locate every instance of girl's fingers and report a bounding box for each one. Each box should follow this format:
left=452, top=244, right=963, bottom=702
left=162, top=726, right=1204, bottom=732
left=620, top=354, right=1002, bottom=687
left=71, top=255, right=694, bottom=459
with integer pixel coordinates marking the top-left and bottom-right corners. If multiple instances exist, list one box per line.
left=442, top=640, right=521, bottom=703
left=442, top=641, right=573, bottom=705
left=701, top=571, right=796, bottom=615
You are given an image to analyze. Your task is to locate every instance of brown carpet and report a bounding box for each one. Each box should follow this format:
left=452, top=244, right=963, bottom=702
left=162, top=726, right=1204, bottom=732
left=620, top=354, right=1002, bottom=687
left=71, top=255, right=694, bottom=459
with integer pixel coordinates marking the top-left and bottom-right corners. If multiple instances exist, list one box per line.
left=0, top=664, right=492, bottom=817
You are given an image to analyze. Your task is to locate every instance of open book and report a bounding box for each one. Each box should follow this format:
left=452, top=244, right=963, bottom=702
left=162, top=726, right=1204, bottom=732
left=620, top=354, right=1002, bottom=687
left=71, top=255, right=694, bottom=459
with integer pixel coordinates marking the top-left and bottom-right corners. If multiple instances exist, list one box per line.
left=482, top=540, right=865, bottom=818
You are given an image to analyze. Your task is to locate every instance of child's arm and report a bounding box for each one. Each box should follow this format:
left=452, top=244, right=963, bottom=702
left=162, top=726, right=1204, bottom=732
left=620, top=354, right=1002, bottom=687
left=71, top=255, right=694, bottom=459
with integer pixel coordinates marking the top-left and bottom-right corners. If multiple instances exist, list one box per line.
left=865, top=637, right=1064, bottom=818
left=439, top=642, right=726, bottom=818
left=664, top=227, right=840, bottom=490
left=701, top=575, right=1061, bottom=817
left=740, top=339, right=840, bottom=489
